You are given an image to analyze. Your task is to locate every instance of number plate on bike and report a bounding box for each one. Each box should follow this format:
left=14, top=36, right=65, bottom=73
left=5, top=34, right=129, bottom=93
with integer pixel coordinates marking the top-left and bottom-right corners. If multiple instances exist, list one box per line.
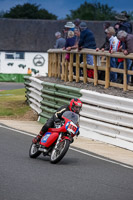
left=67, top=122, right=77, bottom=134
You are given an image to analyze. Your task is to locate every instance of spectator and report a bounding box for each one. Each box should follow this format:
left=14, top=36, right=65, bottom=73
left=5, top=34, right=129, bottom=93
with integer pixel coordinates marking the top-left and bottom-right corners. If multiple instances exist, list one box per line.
left=106, top=26, right=120, bottom=82
left=96, top=22, right=111, bottom=52
left=62, top=22, right=75, bottom=39
left=78, top=22, right=96, bottom=78
left=66, top=28, right=80, bottom=51
left=65, top=31, right=76, bottom=50
left=74, top=18, right=81, bottom=31
left=115, top=11, right=132, bottom=34
left=78, top=22, right=96, bottom=65
left=27, top=68, right=32, bottom=75
left=63, top=30, right=76, bottom=61
left=54, top=32, right=66, bottom=49
left=96, top=22, right=111, bottom=80
left=117, top=30, right=133, bottom=84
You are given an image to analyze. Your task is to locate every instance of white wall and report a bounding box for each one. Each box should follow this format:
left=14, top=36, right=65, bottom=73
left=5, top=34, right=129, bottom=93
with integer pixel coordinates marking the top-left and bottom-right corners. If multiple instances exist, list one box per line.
left=0, top=51, right=48, bottom=76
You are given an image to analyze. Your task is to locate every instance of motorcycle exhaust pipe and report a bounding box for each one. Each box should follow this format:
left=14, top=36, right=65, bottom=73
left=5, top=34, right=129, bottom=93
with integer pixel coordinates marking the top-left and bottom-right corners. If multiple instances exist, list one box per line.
left=38, top=147, right=48, bottom=153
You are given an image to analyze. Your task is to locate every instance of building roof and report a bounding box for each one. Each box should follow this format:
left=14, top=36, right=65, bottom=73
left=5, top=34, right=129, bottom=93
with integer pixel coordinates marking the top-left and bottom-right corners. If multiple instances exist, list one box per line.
left=0, top=18, right=123, bottom=52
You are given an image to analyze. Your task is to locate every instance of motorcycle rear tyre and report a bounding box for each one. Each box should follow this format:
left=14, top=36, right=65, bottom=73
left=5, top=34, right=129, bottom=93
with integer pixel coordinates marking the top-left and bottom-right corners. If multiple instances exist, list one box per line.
left=50, top=139, right=70, bottom=164
left=29, top=143, right=41, bottom=158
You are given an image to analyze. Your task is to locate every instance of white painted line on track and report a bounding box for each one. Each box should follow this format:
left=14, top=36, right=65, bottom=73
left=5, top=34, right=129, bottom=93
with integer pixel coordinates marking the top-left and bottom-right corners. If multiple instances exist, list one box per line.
left=70, top=147, right=133, bottom=170
left=1, top=124, right=133, bottom=170
left=0, top=124, right=35, bottom=137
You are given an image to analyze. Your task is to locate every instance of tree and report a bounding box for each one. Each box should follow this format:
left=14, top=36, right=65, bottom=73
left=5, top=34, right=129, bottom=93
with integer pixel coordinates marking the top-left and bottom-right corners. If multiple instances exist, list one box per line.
left=128, top=11, right=133, bottom=20
left=3, top=3, right=57, bottom=19
left=66, top=1, right=117, bottom=21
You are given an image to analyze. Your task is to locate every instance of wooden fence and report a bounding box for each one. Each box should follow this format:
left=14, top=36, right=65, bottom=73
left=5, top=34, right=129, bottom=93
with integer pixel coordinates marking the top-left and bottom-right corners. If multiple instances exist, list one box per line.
left=48, top=49, right=133, bottom=91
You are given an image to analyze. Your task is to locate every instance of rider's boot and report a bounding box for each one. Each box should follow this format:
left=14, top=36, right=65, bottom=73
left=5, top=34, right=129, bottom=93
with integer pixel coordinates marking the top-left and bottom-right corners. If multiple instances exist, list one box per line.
left=32, top=131, right=44, bottom=144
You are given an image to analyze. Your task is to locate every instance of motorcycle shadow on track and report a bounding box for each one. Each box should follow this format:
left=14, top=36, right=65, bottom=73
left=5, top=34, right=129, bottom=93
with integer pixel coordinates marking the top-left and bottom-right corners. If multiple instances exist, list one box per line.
left=33, top=150, right=80, bottom=165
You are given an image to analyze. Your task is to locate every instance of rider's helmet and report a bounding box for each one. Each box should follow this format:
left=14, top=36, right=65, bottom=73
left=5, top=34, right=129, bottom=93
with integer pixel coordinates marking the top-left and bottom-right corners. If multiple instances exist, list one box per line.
left=69, top=98, right=82, bottom=114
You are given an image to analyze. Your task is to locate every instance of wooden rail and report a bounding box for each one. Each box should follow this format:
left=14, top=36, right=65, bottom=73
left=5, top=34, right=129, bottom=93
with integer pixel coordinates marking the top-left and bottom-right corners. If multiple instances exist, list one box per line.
left=48, top=49, right=133, bottom=91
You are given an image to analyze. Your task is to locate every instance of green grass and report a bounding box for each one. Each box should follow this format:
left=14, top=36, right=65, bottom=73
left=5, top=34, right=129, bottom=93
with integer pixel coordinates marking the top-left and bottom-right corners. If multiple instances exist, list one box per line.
left=0, top=88, right=31, bottom=118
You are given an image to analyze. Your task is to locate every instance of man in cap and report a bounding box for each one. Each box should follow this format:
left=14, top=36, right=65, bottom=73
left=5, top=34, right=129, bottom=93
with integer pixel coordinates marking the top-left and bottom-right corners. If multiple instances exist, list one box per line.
left=115, top=11, right=132, bottom=34
left=62, top=22, right=75, bottom=39
left=78, top=22, right=96, bottom=66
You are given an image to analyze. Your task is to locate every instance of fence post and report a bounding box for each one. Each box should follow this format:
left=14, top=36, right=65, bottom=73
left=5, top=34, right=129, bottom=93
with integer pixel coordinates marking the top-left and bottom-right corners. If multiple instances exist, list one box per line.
left=94, top=55, right=98, bottom=86
left=76, top=53, right=80, bottom=82
left=83, top=54, right=87, bottom=83
left=58, top=54, right=61, bottom=78
left=48, top=53, right=52, bottom=77
left=55, top=53, right=58, bottom=78
left=61, top=54, right=65, bottom=80
left=69, top=53, right=74, bottom=82
left=123, top=59, right=127, bottom=91
left=105, top=56, right=110, bottom=88
left=64, top=60, right=68, bottom=82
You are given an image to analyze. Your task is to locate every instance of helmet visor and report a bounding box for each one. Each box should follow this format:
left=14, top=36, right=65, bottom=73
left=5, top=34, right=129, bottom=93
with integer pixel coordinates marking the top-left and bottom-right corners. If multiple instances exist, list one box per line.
left=73, top=105, right=82, bottom=114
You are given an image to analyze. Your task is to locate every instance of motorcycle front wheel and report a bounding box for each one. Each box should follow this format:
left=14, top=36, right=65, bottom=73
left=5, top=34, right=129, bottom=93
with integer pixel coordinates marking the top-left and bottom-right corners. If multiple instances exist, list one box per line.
left=29, top=143, right=41, bottom=158
left=50, top=139, right=70, bottom=164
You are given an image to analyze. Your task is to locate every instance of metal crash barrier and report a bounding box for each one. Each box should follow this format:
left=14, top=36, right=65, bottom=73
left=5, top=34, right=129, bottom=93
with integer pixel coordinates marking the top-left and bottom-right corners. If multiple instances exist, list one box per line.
left=24, top=76, right=133, bottom=151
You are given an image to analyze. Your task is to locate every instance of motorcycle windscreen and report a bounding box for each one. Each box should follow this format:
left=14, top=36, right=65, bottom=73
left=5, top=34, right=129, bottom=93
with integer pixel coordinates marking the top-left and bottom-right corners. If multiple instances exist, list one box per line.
left=40, top=132, right=59, bottom=148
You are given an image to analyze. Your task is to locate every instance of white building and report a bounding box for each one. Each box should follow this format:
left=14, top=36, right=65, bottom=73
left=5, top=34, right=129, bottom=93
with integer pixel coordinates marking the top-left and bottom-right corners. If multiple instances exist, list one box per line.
left=0, top=51, right=48, bottom=82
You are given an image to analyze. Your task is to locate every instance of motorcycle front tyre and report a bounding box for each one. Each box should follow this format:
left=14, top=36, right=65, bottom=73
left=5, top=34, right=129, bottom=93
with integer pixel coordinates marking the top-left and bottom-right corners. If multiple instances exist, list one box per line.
left=50, top=139, right=70, bottom=164
left=29, top=143, right=41, bottom=158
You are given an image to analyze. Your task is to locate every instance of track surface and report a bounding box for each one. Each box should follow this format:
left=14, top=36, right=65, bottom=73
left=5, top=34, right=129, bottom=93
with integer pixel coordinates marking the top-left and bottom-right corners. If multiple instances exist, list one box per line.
left=0, top=125, right=133, bottom=200
left=0, top=82, right=24, bottom=90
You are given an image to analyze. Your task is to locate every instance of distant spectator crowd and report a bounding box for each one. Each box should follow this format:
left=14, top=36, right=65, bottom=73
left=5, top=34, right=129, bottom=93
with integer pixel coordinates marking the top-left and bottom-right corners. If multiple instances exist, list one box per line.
left=54, top=11, right=133, bottom=84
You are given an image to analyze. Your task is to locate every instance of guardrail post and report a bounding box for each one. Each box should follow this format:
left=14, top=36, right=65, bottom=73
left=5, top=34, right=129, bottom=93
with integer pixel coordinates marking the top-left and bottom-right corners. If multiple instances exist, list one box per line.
left=76, top=53, right=80, bottom=82
left=105, top=56, right=110, bottom=88
left=83, top=54, right=87, bottom=83
left=65, top=60, right=68, bottom=82
left=58, top=54, right=61, bottom=78
left=51, top=53, right=55, bottom=77
left=69, top=53, right=74, bottom=82
left=61, top=54, right=65, bottom=80
left=123, top=59, right=127, bottom=91
left=94, top=55, right=98, bottom=86
left=48, top=53, right=52, bottom=77
left=55, top=53, right=58, bottom=78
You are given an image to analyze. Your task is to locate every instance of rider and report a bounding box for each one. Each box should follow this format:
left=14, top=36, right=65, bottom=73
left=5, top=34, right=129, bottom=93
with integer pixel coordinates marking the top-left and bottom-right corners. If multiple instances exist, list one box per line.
left=32, top=98, right=82, bottom=144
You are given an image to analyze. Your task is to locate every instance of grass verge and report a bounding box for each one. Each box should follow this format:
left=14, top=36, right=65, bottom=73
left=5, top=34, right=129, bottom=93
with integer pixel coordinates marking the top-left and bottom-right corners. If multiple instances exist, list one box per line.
left=0, top=88, right=33, bottom=119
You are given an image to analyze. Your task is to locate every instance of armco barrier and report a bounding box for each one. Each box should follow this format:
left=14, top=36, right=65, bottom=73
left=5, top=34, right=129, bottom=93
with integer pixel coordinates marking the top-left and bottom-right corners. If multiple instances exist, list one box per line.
left=24, top=76, right=133, bottom=151
left=80, top=89, right=133, bottom=151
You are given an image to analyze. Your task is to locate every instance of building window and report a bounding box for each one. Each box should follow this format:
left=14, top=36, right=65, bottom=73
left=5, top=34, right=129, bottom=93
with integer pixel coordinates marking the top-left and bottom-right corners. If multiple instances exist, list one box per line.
left=5, top=52, right=25, bottom=59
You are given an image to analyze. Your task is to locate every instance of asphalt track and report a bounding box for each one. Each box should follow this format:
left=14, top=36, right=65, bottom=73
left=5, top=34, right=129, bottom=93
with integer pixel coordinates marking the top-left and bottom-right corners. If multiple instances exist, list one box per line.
left=0, top=124, right=133, bottom=200
left=0, top=82, right=24, bottom=90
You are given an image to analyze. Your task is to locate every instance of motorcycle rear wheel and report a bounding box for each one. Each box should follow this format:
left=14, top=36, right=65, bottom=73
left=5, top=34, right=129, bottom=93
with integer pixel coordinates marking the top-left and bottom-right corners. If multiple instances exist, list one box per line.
left=29, top=143, right=41, bottom=158
left=50, top=139, right=70, bottom=164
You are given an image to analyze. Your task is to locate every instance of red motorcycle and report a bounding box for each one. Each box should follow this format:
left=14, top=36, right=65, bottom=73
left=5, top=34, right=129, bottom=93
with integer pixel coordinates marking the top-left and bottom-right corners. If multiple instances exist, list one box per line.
left=29, top=111, right=79, bottom=164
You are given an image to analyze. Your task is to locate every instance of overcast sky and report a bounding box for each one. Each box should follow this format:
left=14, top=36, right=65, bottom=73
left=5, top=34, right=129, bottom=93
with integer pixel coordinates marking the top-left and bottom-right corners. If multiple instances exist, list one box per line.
left=0, top=0, right=133, bottom=19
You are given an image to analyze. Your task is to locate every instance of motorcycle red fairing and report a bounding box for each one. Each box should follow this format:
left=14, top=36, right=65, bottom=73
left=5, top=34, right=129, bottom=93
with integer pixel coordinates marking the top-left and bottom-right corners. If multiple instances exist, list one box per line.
left=40, top=117, right=72, bottom=148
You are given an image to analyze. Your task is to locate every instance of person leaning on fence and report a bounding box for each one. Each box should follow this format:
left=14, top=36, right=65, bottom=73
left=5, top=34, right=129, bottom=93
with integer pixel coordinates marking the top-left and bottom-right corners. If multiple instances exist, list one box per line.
left=78, top=22, right=96, bottom=78
left=96, top=22, right=111, bottom=80
left=96, top=22, right=111, bottom=52
left=117, top=30, right=133, bottom=84
left=106, top=27, right=121, bottom=82
left=63, top=30, right=76, bottom=61
left=54, top=32, right=66, bottom=49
